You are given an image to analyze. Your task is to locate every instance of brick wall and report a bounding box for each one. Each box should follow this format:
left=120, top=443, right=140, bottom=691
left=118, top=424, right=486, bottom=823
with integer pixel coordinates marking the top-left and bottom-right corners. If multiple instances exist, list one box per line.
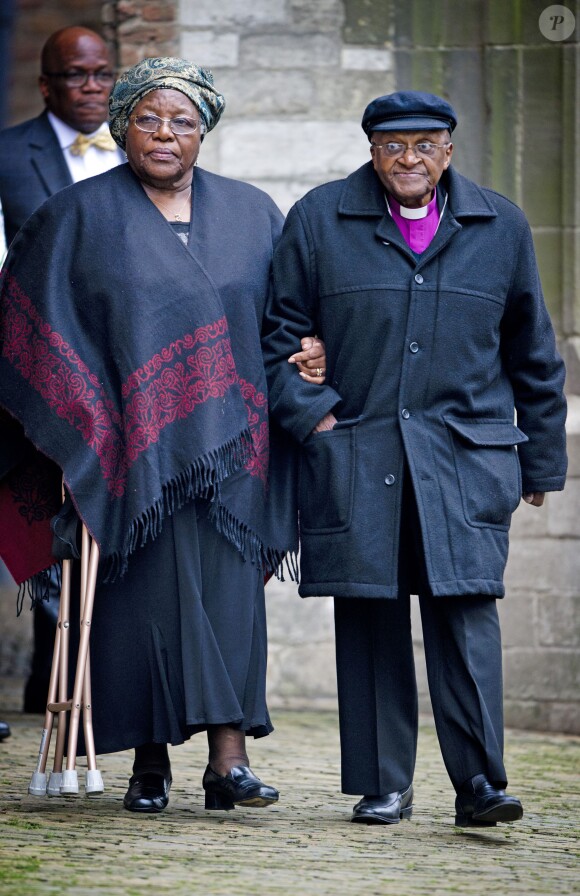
left=101, top=0, right=177, bottom=68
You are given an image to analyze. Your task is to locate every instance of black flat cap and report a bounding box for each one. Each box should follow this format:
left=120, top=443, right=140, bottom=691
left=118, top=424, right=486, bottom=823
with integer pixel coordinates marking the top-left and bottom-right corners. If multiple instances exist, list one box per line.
left=362, top=90, right=457, bottom=137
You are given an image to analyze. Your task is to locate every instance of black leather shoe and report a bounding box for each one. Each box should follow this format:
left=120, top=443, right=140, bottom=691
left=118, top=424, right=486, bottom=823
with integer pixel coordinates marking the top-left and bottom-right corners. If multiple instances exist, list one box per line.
left=203, top=765, right=279, bottom=810
left=455, top=774, right=523, bottom=826
left=0, top=721, right=10, bottom=742
left=123, top=772, right=172, bottom=813
left=351, top=785, right=414, bottom=824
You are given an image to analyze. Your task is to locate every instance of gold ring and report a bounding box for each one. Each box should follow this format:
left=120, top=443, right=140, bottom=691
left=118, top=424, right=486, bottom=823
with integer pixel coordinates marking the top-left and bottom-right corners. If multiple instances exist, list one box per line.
left=316, top=368, right=323, bottom=377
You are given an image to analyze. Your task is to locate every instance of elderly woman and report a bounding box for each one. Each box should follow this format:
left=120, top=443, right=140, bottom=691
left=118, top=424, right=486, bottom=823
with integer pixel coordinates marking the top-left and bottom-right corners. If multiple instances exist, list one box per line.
left=0, top=58, right=324, bottom=813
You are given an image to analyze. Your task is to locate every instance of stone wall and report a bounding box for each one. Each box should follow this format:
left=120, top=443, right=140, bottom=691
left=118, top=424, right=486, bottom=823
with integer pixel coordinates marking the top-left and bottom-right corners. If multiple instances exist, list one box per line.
left=1, top=0, right=578, bottom=733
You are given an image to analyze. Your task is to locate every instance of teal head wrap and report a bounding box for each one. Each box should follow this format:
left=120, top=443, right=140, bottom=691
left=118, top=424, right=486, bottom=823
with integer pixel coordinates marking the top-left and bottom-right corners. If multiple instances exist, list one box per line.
left=109, top=57, right=225, bottom=149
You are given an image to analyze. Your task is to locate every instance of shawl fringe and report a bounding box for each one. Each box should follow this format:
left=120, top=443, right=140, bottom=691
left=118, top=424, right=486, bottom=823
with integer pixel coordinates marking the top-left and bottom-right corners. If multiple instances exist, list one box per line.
left=277, top=551, right=300, bottom=583
left=17, top=562, right=61, bottom=615
left=208, top=501, right=298, bottom=582
left=16, top=429, right=299, bottom=599
left=102, top=429, right=255, bottom=582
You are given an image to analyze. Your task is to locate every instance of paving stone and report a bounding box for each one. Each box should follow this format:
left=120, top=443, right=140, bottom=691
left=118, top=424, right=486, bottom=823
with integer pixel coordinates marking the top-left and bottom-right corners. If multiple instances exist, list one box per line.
left=0, top=707, right=578, bottom=895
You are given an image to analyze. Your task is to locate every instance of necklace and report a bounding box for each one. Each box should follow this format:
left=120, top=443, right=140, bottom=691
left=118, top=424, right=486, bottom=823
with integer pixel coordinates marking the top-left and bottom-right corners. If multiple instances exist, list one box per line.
left=147, top=188, right=192, bottom=221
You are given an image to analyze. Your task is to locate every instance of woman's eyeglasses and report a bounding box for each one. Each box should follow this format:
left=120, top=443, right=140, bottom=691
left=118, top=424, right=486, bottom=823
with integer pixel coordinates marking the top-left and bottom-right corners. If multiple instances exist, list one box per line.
left=131, top=114, right=202, bottom=136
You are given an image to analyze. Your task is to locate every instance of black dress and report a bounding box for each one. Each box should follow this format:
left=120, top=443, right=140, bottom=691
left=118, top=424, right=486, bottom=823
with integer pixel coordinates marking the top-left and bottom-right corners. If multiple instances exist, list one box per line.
left=85, top=497, right=272, bottom=755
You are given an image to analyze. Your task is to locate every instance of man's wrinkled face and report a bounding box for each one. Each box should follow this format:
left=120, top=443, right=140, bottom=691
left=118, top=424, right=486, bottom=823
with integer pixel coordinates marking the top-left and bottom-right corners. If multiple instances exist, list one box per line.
left=370, top=129, right=453, bottom=208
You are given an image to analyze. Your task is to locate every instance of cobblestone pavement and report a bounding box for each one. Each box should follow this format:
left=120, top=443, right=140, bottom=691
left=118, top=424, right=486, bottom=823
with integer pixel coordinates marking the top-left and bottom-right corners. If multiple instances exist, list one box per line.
left=0, top=706, right=578, bottom=896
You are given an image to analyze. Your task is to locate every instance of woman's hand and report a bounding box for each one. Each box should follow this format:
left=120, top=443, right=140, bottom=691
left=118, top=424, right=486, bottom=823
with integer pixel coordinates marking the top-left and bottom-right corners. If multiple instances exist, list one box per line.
left=288, top=337, right=326, bottom=384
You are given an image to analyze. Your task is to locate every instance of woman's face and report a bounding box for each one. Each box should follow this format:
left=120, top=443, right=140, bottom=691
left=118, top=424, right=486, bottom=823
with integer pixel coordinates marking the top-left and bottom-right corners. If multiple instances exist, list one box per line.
left=125, top=88, right=203, bottom=189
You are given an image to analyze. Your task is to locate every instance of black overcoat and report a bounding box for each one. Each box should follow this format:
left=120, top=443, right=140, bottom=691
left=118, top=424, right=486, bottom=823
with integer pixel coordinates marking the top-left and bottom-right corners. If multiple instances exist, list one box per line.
left=263, top=163, right=567, bottom=598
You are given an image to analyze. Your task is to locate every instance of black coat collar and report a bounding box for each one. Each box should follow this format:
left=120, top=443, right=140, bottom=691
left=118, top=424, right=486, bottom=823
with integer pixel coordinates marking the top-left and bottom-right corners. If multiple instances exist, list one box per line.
left=337, top=162, right=498, bottom=221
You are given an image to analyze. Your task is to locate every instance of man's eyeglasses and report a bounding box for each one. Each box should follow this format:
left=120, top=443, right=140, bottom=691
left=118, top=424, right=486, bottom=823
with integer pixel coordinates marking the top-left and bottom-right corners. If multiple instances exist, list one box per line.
left=42, top=70, right=115, bottom=88
left=370, top=141, right=452, bottom=159
left=131, top=114, right=202, bottom=136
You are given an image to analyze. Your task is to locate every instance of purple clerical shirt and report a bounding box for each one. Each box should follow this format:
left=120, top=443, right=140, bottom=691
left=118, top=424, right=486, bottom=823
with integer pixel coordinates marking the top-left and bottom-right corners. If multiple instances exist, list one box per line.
left=387, top=190, right=441, bottom=254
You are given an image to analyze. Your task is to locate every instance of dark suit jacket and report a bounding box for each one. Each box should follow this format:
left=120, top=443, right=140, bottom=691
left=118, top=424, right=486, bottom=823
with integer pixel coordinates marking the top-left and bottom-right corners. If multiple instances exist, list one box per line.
left=0, top=110, right=72, bottom=246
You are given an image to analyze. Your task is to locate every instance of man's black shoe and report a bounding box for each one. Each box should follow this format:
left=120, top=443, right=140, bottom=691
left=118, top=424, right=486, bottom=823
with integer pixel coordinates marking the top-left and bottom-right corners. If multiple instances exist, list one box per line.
left=0, top=721, right=10, bottom=741
left=351, top=785, right=413, bottom=824
left=455, top=774, right=523, bottom=826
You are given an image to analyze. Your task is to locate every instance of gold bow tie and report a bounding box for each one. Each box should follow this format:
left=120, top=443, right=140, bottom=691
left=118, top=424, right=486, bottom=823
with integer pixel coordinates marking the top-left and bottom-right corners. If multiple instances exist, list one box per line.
left=69, top=131, right=117, bottom=156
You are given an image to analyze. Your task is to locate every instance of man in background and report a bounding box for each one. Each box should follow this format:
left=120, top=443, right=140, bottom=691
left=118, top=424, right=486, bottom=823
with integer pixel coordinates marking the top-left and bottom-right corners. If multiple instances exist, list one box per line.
left=0, top=25, right=123, bottom=247
left=0, top=26, right=123, bottom=712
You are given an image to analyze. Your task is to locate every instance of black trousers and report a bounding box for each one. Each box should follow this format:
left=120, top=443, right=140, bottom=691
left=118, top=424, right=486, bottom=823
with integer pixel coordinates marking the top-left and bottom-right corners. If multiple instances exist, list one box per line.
left=333, top=475, right=507, bottom=796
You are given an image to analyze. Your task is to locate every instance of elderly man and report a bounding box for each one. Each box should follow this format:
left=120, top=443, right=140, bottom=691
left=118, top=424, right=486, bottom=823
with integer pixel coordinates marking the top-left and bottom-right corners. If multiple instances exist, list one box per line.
left=263, top=91, right=567, bottom=826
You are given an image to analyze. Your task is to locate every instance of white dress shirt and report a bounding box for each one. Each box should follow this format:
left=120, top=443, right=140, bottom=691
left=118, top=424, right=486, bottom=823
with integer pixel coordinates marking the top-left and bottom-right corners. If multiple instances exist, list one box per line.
left=47, top=112, right=124, bottom=183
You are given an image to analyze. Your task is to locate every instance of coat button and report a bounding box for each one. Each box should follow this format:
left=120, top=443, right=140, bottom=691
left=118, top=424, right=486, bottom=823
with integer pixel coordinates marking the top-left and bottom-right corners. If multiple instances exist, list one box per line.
left=401, top=408, right=410, bottom=419
left=409, top=342, right=419, bottom=353
left=414, top=273, right=424, bottom=284
left=384, top=474, right=395, bottom=486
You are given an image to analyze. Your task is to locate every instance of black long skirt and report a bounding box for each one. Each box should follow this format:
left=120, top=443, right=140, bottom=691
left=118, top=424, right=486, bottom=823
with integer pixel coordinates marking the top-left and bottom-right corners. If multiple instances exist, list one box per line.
left=81, top=499, right=272, bottom=755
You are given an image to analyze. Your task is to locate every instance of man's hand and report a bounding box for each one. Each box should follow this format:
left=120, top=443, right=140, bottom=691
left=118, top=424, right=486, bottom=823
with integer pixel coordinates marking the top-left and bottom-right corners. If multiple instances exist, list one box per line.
left=288, top=337, right=326, bottom=384
left=312, top=412, right=337, bottom=434
left=523, top=492, right=545, bottom=507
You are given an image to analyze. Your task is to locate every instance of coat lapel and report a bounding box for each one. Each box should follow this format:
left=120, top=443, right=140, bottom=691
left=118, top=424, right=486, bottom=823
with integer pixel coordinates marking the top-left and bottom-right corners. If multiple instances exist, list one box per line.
left=28, top=113, right=72, bottom=198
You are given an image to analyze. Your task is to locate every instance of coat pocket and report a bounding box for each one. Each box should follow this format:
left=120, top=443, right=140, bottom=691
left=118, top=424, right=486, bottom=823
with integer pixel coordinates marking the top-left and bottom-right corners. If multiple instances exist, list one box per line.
left=444, top=417, right=529, bottom=530
left=299, top=421, right=358, bottom=534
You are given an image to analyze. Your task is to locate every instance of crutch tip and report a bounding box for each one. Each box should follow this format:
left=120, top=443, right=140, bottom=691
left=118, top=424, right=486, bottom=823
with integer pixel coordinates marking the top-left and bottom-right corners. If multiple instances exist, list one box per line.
left=60, top=769, right=79, bottom=795
left=28, top=772, right=48, bottom=797
left=85, top=769, right=104, bottom=796
left=47, top=771, right=64, bottom=796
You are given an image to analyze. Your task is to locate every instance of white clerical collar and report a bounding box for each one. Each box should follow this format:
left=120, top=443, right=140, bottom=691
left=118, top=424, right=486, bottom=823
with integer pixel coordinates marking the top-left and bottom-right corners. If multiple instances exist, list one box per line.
left=398, top=203, right=429, bottom=219
left=47, top=112, right=110, bottom=149
left=387, top=193, right=437, bottom=219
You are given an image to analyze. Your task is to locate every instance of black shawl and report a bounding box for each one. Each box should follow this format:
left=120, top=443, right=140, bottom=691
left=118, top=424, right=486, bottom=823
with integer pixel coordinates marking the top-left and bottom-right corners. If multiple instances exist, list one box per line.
left=0, top=163, right=297, bottom=584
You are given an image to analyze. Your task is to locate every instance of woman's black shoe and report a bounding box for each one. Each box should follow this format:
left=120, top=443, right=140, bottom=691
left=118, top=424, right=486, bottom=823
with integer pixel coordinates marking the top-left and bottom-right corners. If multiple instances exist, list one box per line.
left=202, top=764, right=279, bottom=810
left=123, top=772, right=172, bottom=813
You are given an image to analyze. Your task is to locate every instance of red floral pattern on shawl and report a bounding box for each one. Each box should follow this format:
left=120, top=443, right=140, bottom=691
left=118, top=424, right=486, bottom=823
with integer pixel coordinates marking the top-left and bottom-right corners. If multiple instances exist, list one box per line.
left=1, top=273, right=268, bottom=497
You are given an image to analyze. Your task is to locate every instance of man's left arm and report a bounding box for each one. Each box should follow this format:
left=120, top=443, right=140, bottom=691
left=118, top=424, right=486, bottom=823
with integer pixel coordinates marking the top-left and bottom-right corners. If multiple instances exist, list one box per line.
left=501, top=220, right=567, bottom=499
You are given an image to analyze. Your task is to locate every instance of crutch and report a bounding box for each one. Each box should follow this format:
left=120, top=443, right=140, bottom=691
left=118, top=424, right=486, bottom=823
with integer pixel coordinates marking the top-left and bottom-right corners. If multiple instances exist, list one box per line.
left=28, top=557, right=69, bottom=796
left=60, top=524, right=103, bottom=796
left=28, top=520, right=104, bottom=797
